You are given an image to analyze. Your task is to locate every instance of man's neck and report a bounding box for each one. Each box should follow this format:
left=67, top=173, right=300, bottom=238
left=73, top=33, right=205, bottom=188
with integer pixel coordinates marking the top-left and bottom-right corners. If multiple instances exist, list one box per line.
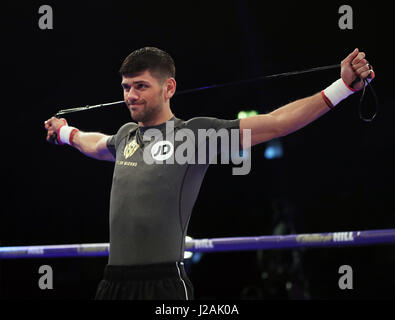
left=138, top=109, right=174, bottom=127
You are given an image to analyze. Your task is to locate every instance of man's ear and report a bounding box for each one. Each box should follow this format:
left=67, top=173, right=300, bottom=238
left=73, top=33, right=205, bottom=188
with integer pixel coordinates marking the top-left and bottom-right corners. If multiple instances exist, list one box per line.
left=164, top=78, right=176, bottom=100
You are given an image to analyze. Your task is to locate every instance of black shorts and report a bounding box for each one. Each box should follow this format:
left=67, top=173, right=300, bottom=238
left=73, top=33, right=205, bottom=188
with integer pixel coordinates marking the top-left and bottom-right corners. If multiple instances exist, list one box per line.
left=94, top=262, right=194, bottom=300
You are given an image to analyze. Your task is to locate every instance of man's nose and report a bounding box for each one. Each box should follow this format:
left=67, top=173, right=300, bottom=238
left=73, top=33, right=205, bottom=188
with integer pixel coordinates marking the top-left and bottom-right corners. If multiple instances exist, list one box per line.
left=126, top=88, right=139, bottom=102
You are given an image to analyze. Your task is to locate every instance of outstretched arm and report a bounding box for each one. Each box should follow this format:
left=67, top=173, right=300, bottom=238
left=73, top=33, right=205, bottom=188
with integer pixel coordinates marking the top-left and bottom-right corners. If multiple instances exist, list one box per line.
left=240, top=48, right=375, bottom=148
left=44, top=117, right=115, bottom=161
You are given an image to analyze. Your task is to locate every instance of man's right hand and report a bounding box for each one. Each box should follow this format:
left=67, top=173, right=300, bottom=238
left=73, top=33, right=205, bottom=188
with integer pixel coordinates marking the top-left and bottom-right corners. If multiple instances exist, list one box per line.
left=44, top=118, right=114, bottom=161
left=44, top=117, right=67, bottom=143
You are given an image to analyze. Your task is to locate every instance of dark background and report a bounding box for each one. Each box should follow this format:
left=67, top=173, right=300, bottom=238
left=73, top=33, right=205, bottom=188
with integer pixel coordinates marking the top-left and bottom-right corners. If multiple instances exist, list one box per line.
left=1, top=1, right=394, bottom=300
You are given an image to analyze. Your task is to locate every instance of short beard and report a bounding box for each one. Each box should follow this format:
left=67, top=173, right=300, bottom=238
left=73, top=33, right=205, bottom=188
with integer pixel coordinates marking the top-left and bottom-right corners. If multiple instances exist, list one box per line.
left=130, top=103, right=162, bottom=123
left=130, top=88, right=164, bottom=123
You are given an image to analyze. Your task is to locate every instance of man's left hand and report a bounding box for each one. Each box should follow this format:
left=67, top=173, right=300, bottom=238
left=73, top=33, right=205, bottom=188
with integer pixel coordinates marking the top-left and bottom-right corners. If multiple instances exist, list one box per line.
left=341, top=48, right=375, bottom=91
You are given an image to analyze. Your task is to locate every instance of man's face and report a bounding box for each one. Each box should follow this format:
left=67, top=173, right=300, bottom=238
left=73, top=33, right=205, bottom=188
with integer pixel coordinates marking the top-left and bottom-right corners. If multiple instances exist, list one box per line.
left=121, top=70, right=166, bottom=123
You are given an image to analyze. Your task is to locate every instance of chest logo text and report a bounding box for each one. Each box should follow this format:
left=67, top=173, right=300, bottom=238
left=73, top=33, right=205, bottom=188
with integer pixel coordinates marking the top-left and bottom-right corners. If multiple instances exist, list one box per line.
left=151, top=141, right=174, bottom=161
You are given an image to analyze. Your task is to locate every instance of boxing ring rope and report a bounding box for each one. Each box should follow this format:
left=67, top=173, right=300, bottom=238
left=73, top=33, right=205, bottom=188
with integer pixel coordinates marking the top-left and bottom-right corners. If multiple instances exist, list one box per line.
left=1, top=229, right=395, bottom=259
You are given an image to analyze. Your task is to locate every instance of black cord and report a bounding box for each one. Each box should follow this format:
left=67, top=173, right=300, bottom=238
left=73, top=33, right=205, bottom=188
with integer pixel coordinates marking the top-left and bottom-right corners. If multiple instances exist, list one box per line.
left=358, top=79, right=379, bottom=122
left=48, top=64, right=379, bottom=144
left=175, top=64, right=341, bottom=96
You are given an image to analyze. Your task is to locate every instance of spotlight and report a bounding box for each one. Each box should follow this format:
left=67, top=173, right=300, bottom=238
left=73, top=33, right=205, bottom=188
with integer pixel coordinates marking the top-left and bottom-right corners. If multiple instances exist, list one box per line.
left=237, top=110, right=259, bottom=119
left=184, top=236, right=193, bottom=260
left=264, top=139, right=283, bottom=159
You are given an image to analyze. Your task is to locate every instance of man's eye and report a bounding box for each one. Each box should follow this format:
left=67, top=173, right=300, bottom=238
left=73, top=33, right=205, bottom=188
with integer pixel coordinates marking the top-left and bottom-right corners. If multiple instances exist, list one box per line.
left=137, top=84, right=147, bottom=89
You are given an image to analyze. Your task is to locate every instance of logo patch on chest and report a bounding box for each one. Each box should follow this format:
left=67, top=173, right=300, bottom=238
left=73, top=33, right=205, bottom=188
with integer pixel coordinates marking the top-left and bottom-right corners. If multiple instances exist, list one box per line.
left=151, top=140, right=174, bottom=161
left=123, top=139, right=139, bottom=159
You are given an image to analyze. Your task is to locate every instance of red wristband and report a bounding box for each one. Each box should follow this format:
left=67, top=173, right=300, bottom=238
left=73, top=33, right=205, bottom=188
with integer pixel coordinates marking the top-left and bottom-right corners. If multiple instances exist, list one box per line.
left=69, top=128, right=79, bottom=147
left=56, top=119, right=68, bottom=145
left=321, top=91, right=334, bottom=109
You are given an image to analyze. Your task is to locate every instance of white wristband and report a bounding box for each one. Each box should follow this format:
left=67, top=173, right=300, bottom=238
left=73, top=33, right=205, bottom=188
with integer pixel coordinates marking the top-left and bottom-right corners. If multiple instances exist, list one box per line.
left=58, top=125, right=78, bottom=145
left=322, top=78, right=356, bottom=108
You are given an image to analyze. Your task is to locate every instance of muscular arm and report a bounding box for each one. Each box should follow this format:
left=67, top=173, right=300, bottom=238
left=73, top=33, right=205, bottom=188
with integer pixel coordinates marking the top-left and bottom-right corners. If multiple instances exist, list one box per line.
left=71, top=131, right=115, bottom=161
left=240, top=92, right=328, bottom=147
left=240, top=48, right=375, bottom=149
left=44, top=117, right=115, bottom=162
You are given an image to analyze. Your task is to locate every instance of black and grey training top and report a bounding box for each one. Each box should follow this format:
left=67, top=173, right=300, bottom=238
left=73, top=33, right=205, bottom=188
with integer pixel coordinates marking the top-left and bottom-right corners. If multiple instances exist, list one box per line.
left=106, top=116, right=240, bottom=265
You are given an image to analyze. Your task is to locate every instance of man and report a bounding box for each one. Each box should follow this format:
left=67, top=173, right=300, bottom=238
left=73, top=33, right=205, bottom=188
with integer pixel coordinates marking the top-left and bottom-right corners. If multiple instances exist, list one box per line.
left=44, top=47, right=374, bottom=300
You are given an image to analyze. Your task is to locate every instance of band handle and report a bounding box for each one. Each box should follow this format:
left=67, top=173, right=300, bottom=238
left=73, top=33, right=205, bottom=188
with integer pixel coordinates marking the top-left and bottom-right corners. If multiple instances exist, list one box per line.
left=48, top=113, right=63, bottom=145
left=49, top=133, right=58, bottom=144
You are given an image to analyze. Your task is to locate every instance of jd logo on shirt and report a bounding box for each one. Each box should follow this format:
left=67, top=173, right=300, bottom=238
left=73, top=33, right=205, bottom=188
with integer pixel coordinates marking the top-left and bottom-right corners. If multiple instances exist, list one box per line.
left=151, top=141, right=174, bottom=161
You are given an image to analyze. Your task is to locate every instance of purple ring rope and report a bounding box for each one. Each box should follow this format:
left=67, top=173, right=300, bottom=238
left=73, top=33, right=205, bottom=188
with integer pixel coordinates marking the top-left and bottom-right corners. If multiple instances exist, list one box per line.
left=1, top=229, right=395, bottom=259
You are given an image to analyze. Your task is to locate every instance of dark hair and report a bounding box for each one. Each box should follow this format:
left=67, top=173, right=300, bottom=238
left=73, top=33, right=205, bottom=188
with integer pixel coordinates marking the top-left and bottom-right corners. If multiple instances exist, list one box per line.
left=119, top=47, right=175, bottom=83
